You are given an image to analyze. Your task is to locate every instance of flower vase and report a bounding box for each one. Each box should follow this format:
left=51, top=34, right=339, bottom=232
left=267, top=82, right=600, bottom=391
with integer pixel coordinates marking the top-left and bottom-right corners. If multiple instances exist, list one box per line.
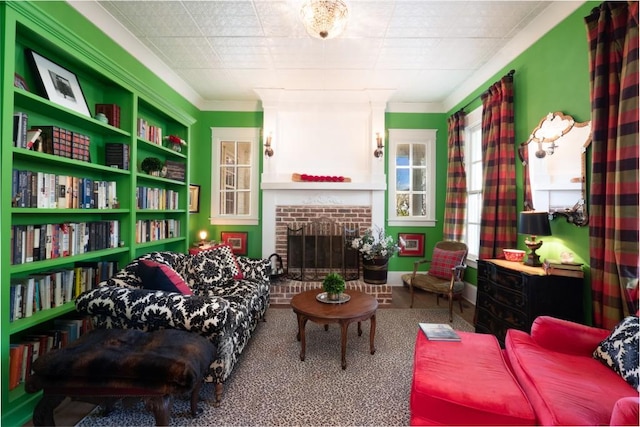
left=362, top=257, right=388, bottom=284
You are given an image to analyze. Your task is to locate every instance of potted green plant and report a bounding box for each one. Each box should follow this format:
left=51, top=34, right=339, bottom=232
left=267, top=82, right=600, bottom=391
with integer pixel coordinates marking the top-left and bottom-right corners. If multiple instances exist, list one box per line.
left=322, top=272, right=346, bottom=301
left=141, top=157, right=163, bottom=176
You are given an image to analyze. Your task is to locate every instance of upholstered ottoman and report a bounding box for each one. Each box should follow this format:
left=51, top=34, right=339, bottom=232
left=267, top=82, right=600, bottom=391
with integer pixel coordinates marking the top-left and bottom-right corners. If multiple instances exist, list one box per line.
left=410, top=330, right=535, bottom=425
left=25, top=328, right=216, bottom=426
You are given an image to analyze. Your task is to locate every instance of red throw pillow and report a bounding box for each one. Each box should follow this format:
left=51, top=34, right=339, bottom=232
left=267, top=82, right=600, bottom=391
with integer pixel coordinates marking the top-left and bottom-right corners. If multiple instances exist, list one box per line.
left=428, top=248, right=466, bottom=280
left=138, top=260, right=193, bottom=295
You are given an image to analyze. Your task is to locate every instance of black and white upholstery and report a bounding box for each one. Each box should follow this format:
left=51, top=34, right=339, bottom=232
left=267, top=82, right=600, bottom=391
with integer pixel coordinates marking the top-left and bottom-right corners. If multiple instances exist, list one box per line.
left=75, top=250, right=271, bottom=403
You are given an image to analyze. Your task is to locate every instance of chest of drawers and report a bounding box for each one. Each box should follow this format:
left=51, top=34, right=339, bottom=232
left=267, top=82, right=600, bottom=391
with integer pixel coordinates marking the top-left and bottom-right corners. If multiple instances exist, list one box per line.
left=475, top=259, right=584, bottom=346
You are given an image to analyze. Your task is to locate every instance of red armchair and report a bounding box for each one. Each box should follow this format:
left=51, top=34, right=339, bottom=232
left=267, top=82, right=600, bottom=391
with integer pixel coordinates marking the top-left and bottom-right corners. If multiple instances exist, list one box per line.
left=505, top=316, right=639, bottom=425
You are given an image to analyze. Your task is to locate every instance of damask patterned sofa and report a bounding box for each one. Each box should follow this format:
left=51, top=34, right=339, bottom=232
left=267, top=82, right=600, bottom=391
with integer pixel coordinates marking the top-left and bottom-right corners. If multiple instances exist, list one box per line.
left=75, top=247, right=270, bottom=405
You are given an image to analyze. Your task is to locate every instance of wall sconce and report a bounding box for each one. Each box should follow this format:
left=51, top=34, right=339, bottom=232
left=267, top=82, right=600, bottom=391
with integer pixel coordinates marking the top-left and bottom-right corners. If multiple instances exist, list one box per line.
left=198, top=230, right=208, bottom=246
left=374, top=132, right=384, bottom=158
left=264, top=132, right=274, bottom=157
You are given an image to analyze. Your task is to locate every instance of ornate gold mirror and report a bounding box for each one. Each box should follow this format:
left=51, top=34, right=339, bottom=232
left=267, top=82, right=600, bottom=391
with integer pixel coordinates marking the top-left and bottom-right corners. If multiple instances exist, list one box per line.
left=519, top=112, right=591, bottom=226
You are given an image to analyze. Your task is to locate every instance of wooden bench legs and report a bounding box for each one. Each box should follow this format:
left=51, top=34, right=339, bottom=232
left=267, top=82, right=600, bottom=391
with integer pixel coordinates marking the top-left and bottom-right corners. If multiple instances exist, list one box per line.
left=33, top=381, right=204, bottom=426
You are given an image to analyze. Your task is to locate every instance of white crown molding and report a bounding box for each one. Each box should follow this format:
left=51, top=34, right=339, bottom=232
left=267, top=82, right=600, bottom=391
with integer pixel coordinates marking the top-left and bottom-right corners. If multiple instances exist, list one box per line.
left=199, top=100, right=263, bottom=112
left=386, top=102, right=444, bottom=113
left=443, top=1, right=585, bottom=112
left=67, top=0, right=203, bottom=107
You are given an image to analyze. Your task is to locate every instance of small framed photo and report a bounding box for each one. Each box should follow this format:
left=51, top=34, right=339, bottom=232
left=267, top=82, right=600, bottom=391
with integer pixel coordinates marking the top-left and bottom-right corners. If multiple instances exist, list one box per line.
left=14, top=73, right=29, bottom=91
left=188, top=184, right=201, bottom=213
left=398, top=233, right=425, bottom=257
left=27, top=49, right=90, bottom=117
left=221, top=232, right=248, bottom=256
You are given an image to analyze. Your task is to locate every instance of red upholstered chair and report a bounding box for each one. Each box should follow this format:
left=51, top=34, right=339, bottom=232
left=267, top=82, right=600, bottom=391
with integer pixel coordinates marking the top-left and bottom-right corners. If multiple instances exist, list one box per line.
left=401, top=241, right=468, bottom=321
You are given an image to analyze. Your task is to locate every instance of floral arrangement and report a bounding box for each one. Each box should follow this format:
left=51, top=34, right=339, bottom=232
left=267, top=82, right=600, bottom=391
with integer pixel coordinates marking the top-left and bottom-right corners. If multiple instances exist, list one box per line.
left=351, top=226, right=401, bottom=260
left=164, top=135, right=187, bottom=145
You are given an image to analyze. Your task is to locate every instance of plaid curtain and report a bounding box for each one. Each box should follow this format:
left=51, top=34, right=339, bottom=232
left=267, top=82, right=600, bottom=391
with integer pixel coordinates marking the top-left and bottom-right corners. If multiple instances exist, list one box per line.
left=478, top=75, right=517, bottom=259
left=443, top=111, right=467, bottom=241
left=586, top=2, right=639, bottom=328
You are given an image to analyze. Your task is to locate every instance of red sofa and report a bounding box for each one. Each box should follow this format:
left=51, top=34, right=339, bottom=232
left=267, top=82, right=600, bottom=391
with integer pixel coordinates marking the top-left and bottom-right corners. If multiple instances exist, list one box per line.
left=506, top=316, right=639, bottom=425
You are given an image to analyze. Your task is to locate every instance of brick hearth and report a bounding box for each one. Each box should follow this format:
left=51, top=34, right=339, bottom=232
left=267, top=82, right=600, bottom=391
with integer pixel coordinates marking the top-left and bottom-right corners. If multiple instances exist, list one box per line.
left=270, top=280, right=392, bottom=308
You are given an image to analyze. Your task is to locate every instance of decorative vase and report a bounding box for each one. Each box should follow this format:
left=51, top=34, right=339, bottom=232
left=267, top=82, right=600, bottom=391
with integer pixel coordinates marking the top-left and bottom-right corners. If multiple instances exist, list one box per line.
left=363, top=257, right=389, bottom=284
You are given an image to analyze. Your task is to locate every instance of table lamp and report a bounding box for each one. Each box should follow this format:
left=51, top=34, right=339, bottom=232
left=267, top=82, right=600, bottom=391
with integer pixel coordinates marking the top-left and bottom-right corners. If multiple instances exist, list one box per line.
left=198, top=230, right=208, bottom=246
left=518, top=211, right=551, bottom=267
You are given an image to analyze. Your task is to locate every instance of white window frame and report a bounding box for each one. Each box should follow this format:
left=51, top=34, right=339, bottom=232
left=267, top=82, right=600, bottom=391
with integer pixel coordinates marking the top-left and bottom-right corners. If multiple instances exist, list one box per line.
left=210, top=127, right=260, bottom=226
left=463, top=107, right=483, bottom=267
left=387, top=129, right=437, bottom=227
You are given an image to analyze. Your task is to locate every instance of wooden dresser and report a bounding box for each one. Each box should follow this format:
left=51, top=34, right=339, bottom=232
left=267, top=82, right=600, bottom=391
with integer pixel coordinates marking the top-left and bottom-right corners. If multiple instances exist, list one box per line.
left=475, top=259, right=584, bottom=346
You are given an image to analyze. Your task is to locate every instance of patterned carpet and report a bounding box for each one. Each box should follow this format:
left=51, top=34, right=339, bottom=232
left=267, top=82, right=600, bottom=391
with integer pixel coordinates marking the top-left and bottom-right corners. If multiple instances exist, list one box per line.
left=78, top=307, right=474, bottom=426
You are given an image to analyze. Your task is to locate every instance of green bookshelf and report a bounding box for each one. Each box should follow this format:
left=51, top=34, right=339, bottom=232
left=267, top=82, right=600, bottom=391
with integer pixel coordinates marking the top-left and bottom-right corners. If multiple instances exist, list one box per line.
left=1, top=3, right=194, bottom=424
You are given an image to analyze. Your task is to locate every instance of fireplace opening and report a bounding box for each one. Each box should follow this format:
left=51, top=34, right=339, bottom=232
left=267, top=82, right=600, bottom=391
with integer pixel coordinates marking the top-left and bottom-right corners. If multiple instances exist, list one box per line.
left=287, top=217, right=359, bottom=281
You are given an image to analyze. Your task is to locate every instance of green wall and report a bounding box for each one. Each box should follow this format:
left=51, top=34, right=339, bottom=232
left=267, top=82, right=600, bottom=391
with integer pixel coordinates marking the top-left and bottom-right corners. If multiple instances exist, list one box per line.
left=448, top=2, right=595, bottom=319
left=189, top=111, right=264, bottom=257
left=385, top=112, right=447, bottom=271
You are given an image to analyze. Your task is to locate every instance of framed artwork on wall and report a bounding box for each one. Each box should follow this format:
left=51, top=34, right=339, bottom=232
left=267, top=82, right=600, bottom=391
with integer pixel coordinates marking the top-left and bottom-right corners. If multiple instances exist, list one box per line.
left=27, top=49, right=90, bottom=117
left=188, top=184, right=200, bottom=213
left=221, top=232, right=248, bottom=256
left=398, top=233, right=425, bottom=257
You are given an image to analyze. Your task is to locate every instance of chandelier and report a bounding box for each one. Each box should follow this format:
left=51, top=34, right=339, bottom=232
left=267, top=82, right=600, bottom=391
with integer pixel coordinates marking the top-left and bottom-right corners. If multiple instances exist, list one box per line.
left=300, top=0, right=349, bottom=39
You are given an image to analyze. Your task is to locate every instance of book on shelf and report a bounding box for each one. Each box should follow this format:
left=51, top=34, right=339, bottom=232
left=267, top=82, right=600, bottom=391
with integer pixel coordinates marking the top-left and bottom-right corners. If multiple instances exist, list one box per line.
left=95, top=104, right=121, bottom=128
left=9, top=344, right=24, bottom=390
left=165, top=160, right=185, bottom=181
left=419, top=323, right=461, bottom=341
left=105, top=143, right=129, bottom=170
left=13, top=112, right=28, bottom=148
left=26, top=128, right=42, bottom=150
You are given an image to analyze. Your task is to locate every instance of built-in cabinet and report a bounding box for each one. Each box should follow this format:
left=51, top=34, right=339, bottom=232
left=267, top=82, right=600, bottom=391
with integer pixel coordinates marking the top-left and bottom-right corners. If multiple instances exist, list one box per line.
left=1, top=3, right=193, bottom=424
left=475, top=259, right=584, bottom=346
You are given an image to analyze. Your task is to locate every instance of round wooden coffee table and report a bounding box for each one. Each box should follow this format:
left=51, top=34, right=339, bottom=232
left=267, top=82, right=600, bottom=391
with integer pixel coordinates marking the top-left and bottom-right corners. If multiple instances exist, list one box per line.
left=290, top=289, right=378, bottom=369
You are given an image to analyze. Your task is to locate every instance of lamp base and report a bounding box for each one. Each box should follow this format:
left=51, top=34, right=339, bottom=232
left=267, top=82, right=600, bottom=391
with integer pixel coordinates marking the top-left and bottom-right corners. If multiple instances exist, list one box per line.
left=523, top=239, right=543, bottom=267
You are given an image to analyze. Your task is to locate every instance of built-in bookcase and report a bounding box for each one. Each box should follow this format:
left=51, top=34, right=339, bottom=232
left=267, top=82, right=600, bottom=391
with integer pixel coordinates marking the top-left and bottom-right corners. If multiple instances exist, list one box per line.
left=1, top=4, right=193, bottom=425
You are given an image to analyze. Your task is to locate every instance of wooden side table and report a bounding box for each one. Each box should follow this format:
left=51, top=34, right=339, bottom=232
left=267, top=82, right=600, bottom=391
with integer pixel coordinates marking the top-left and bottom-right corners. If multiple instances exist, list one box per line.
left=475, top=259, right=584, bottom=346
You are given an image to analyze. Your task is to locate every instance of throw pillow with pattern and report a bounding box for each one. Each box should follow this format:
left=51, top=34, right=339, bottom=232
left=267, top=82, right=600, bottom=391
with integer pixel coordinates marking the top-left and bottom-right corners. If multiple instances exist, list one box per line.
left=428, top=248, right=466, bottom=280
left=593, top=315, right=639, bottom=391
left=138, top=259, right=192, bottom=295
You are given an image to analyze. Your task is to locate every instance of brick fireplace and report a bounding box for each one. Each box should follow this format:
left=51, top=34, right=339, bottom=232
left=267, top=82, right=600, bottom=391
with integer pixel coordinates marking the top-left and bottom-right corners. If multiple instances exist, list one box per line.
left=275, top=205, right=371, bottom=276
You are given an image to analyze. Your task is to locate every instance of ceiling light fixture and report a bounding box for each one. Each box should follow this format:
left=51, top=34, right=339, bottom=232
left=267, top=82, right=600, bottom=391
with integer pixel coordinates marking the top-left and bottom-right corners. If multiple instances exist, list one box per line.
left=300, top=0, right=349, bottom=40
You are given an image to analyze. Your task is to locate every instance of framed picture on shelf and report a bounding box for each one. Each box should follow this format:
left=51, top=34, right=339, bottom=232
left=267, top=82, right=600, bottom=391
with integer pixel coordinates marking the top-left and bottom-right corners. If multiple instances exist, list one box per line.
left=14, top=73, right=29, bottom=91
left=398, top=233, right=425, bottom=257
left=188, top=184, right=200, bottom=213
left=26, top=49, right=90, bottom=117
left=221, top=232, right=248, bottom=256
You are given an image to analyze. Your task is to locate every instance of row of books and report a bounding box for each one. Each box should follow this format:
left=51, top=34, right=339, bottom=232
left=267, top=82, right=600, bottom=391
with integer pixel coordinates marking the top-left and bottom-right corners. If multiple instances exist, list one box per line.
left=12, top=169, right=118, bottom=209
left=10, top=261, right=117, bottom=322
left=11, top=221, right=120, bottom=265
left=95, top=103, right=121, bottom=129
left=164, top=159, right=186, bottom=182
left=543, top=259, right=584, bottom=278
left=137, top=118, right=163, bottom=144
left=136, top=186, right=180, bottom=210
left=13, top=112, right=91, bottom=161
left=135, top=219, right=180, bottom=243
left=105, top=142, right=129, bottom=170
left=9, top=317, right=93, bottom=390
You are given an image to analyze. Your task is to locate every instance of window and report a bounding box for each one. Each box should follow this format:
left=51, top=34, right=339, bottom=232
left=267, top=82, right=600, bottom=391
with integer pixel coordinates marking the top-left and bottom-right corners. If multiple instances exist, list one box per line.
left=388, top=129, right=437, bottom=227
left=463, top=108, right=483, bottom=263
left=210, top=127, right=260, bottom=225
